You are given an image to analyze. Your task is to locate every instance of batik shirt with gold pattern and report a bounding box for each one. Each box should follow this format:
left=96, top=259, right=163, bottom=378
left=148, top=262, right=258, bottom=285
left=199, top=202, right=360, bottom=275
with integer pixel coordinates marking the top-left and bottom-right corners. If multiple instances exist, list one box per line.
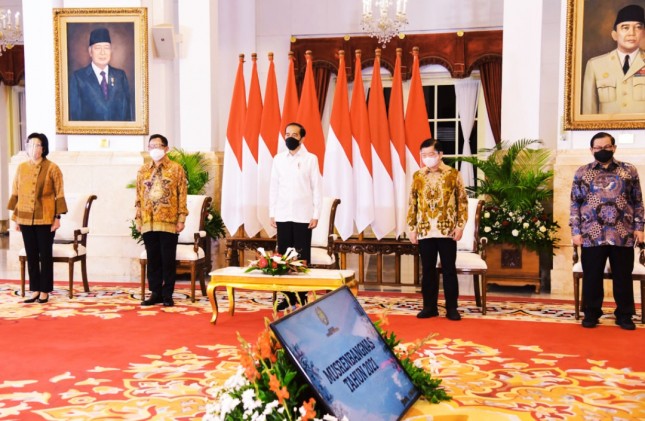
left=407, top=163, right=468, bottom=239
left=135, top=157, right=188, bottom=235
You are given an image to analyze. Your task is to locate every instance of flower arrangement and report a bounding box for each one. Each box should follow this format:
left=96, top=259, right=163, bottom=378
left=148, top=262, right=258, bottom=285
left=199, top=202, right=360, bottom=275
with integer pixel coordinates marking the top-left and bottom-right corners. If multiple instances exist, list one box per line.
left=245, top=247, right=309, bottom=276
left=203, top=314, right=450, bottom=421
left=480, top=200, right=560, bottom=252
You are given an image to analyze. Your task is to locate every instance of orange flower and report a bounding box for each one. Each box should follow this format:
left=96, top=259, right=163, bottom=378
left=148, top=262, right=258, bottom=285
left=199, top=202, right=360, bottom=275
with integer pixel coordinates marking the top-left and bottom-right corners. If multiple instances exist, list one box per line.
left=239, top=352, right=260, bottom=382
left=300, top=397, right=317, bottom=420
left=257, top=329, right=277, bottom=363
left=376, top=312, right=390, bottom=328
left=268, top=373, right=290, bottom=404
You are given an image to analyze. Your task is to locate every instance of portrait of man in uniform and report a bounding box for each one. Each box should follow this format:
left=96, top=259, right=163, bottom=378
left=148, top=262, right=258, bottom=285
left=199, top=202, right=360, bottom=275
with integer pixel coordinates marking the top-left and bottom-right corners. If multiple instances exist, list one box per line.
left=581, top=3, right=645, bottom=115
left=67, top=25, right=135, bottom=122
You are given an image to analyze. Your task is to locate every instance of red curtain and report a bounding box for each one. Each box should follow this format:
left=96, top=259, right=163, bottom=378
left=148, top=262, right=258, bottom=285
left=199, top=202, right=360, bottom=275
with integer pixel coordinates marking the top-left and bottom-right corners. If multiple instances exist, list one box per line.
left=313, top=66, right=331, bottom=117
left=479, top=59, right=502, bottom=145
left=0, top=46, right=25, bottom=86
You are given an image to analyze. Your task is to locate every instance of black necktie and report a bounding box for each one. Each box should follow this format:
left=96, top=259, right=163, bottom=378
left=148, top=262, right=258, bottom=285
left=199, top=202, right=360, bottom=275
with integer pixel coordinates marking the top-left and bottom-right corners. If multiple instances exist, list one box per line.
left=623, top=55, right=630, bottom=75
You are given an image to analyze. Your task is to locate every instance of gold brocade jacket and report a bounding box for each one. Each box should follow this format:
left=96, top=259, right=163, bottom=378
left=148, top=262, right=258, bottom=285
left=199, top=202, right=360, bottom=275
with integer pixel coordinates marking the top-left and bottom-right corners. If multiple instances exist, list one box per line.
left=407, top=163, right=468, bottom=239
left=135, top=157, right=188, bottom=235
left=8, top=158, right=68, bottom=225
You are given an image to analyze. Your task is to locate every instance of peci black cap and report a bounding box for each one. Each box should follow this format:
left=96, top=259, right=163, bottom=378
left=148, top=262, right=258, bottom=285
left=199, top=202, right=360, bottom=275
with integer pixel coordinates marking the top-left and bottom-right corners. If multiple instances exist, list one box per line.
left=614, top=4, right=645, bottom=28
left=89, top=27, right=111, bottom=46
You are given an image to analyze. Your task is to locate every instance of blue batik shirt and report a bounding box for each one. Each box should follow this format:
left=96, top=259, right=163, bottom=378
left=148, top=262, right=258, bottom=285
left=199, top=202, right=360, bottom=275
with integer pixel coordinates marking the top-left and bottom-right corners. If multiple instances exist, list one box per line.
left=570, top=158, right=644, bottom=247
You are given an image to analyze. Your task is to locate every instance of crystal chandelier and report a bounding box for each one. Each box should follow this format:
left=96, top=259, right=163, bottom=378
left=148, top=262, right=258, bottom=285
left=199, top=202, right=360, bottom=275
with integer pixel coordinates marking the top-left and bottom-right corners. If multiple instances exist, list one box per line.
left=361, top=0, right=408, bottom=47
left=0, top=9, right=23, bottom=56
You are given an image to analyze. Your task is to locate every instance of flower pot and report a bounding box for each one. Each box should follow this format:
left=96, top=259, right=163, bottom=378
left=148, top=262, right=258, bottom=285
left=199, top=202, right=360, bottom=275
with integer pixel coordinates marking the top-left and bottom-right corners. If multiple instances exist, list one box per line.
left=485, top=243, right=540, bottom=292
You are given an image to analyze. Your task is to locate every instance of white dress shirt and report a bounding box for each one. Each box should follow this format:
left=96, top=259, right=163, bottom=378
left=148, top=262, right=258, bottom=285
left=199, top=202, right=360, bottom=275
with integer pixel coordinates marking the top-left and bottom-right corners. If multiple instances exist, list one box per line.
left=269, top=147, right=322, bottom=223
left=91, top=62, right=110, bottom=84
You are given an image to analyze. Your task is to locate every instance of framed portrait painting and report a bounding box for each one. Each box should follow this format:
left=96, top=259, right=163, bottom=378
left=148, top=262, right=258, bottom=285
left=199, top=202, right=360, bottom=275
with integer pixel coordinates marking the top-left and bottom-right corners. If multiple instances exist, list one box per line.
left=564, top=0, right=645, bottom=130
left=54, top=8, right=148, bottom=135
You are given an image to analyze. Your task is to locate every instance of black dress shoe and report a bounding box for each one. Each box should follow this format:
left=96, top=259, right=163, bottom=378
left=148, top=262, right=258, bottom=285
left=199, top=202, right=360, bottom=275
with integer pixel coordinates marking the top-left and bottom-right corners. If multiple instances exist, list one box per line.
left=162, top=298, right=174, bottom=307
left=276, top=299, right=291, bottom=311
left=37, top=293, right=49, bottom=303
left=142, top=293, right=162, bottom=306
left=446, top=308, right=462, bottom=321
left=416, top=308, right=439, bottom=319
left=24, top=293, right=40, bottom=304
left=581, top=317, right=598, bottom=328
left=615, top=317, right=636, bottom=331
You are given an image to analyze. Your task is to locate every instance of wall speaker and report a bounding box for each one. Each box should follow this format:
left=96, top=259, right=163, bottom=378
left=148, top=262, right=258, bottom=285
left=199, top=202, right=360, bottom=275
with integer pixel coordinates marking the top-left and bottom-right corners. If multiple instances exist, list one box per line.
left=151, top=24, right=176, bottom=60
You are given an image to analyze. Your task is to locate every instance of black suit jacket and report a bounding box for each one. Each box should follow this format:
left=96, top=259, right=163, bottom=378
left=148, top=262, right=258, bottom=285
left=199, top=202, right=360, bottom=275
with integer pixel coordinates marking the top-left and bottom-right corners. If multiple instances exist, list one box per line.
left=68, top=64, right=134, bottom=121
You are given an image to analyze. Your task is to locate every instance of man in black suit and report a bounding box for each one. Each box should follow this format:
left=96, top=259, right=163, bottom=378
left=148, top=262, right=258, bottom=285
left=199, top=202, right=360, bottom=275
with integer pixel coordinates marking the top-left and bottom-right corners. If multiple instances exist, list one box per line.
left=69, top=27, right=134, bottom=121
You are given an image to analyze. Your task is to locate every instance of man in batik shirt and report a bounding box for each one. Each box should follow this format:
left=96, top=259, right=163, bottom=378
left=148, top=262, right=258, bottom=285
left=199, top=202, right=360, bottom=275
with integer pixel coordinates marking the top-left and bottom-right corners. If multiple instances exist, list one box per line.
left=570, top=131, right=644, bottom=330
left=135, top=134, right=188, bottom=307
left=408, top=138, right=468, bottom=321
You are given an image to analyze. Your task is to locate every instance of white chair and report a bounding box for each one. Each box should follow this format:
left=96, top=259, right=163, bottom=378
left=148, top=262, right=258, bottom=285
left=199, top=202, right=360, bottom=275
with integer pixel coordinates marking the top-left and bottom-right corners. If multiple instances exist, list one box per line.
left=309, top=197, right=341, bottom=269
left=139, top=195, right=212, bottom=302
left=19, top=195, right=97, bottom=299
left=437, top=198, right=487, bottom=311
left=572, top=245, right=644, bottom=323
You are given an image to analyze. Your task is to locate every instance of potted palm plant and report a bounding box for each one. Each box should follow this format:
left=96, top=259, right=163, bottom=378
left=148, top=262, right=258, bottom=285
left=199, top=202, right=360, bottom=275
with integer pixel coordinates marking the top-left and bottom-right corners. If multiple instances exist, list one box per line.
left=453, top=139, right=560, bottom=291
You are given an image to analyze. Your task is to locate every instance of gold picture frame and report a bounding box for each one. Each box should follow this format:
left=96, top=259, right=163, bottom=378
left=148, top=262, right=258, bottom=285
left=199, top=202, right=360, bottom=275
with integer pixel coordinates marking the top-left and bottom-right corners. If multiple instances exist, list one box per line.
left=564, top=0, right=645, bottom=130
left=54, top=8, right=148, bottom=135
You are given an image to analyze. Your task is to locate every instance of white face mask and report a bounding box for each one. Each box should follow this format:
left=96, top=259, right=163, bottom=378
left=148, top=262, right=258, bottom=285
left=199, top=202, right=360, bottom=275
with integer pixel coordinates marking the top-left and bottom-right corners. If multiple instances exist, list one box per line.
left=149, top=148, right=166, bottom=162
left=422, top=156, right=440, bottom=168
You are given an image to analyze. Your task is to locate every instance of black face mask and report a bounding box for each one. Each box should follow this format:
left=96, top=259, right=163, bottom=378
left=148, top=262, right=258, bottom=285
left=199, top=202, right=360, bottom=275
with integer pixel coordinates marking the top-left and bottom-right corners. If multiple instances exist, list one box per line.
left=594, top=149, right=614, bottom=163
left=285, top=137, right=300, bottom=151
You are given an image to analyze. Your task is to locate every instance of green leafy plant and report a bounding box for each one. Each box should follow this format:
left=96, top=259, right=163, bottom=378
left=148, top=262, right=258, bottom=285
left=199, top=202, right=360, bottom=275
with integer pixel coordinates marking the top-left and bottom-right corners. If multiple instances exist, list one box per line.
left=167, top=148, right=211, bottom=195
left=451, top=139, right=560, bottom=251
left=453, top=139, right=553, bottom=209
left=204, top=206, right=225, bottom=240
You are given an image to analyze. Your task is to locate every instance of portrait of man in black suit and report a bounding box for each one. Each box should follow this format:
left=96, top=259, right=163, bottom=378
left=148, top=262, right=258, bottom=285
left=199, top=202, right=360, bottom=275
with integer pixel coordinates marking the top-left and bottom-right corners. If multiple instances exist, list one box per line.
left=68, top=26, right=134, bottom=122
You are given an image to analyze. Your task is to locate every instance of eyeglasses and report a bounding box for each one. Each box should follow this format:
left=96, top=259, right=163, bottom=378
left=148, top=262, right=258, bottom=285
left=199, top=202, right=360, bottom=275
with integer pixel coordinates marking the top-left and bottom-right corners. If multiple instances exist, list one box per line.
left=27, top=143, right=43, bottom=148
left=148, top=144, right=165, bottom=150
left=420, top=152, right=439, bottom=158
left=592, top=145, right=614, bottom=152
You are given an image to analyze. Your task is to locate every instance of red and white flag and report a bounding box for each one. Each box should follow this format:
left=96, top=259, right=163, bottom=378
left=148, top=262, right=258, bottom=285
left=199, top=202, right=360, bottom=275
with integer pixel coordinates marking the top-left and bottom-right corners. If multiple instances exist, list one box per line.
left=405, top=47, right=431, bottom=183
left=221, top=54, right=247, bottom=235
left=322, top=50, right=354, bottom=240
left=279, top=52, right=299, bottom=154
left=241, top=53, right=263, bottom=237
left=296, top=50, right=325, bottom=175
left=368, top=49, right=395, bottom=239
left=389, top=48, right=408, bottom=238
left=258, top=53, right=281, bottom=237
left=350, top=50, right=374, bottom=233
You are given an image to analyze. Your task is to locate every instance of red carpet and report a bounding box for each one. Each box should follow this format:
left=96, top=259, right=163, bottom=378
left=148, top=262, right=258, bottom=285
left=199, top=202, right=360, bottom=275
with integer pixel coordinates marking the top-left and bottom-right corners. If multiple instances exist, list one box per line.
left=0, top=281, right=643, bottom=420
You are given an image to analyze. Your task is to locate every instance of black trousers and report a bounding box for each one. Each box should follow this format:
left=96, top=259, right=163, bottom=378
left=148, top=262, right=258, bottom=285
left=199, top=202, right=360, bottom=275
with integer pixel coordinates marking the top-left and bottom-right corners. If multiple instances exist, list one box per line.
left=418, top=237, right=459, bottom=310
left=20, top=224, right=56, bottom=293
left=143, top=231, right=179, bottom=299
left=276, top=221, right=312, bottom=303
left=581, top=245, right=635, bottom=320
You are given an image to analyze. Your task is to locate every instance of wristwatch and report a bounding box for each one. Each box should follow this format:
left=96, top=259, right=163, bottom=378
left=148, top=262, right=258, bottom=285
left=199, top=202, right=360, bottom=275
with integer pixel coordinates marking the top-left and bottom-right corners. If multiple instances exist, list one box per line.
left=55, top=215, right=61, bottom=219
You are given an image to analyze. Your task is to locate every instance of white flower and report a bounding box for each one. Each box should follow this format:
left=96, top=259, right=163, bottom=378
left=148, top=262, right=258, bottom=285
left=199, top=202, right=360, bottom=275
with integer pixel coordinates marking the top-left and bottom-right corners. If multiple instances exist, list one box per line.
left=523, top=222, right=529, bottom=229
left=508, top=212, right=514, bottom=217
left=511, top=229, right=519, bottom=237
left=539, top=226, right=547, bottom=232
left=257, top=247, right=266, bottom=255
left=484, top=211, right=490, bottom=218
left=241, top=388, right=261, bottom=411
left=484, top=226, right=492, bottom=233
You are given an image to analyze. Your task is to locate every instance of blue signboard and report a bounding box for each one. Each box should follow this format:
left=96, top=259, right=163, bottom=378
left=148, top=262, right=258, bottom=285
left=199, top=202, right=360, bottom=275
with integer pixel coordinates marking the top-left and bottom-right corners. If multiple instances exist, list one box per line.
left=270, top=286, right=420, bottom=420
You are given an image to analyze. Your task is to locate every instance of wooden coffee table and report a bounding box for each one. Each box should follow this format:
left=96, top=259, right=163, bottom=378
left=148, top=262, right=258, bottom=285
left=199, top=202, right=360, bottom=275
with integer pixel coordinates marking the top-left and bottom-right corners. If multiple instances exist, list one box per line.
left=206, top=267, right=357, bottom=324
